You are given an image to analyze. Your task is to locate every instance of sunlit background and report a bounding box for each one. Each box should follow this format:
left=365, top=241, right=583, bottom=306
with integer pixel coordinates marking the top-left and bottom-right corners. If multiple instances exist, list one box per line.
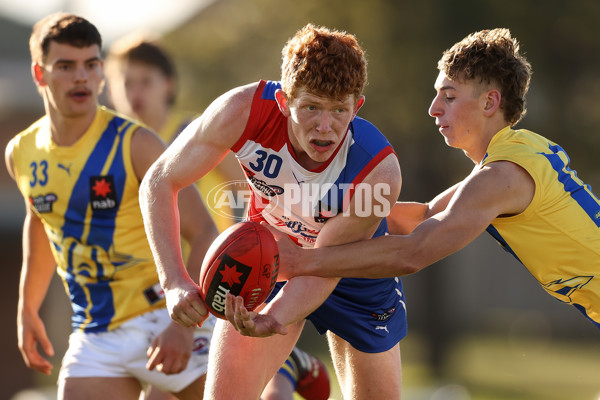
left=1, top=1, right=600, bottom=399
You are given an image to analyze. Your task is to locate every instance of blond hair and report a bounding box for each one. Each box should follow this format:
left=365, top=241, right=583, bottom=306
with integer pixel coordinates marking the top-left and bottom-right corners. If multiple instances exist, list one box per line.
left=438, top=28, right=532, bottom=125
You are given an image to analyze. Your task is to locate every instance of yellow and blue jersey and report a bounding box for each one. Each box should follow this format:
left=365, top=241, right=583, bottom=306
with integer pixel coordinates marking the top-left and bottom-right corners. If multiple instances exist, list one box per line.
left=482, top=126, right=600, bottom=327
left=10, top=106, right=165, bottom=332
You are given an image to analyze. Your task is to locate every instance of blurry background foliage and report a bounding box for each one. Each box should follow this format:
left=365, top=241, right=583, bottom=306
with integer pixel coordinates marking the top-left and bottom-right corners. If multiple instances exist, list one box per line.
left=163, top=0, right=600, bottom=202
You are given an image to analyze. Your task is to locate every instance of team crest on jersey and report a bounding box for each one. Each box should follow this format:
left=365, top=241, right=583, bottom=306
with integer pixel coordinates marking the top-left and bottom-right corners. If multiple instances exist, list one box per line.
left=29, top=193, right=57, bottom=213
left=90, top=176, right=118, bottom=210
left=242, top=165, right=283, bottom=197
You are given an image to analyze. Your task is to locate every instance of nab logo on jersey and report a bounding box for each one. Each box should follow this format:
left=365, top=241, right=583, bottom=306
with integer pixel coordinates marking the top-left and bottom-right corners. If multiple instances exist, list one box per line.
left=90, top=176, right=118, bottom=210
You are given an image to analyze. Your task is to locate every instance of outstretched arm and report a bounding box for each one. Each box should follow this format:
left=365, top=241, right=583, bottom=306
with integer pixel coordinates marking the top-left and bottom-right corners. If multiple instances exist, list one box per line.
left=281, top=161, right=534, bottom=279
left=387, top=181, right=462, bottom=234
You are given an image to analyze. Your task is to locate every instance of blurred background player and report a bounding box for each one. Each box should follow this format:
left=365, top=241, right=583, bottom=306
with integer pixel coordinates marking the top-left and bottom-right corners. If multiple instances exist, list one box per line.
left=105, top=34, right=243, bottom=233
left=5, top=12, right=218, bottom=400
left=104, top=34, right=330, bottom=400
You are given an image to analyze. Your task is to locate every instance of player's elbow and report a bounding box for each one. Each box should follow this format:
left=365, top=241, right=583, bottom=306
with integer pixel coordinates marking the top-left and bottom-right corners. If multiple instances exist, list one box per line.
left=139, top=162, right=166, bottom=207
left=390, top=257, right=424, bottom=276
left=139, top=166, right=154, bottom=200
left=399, top=261, right=423, bottom=276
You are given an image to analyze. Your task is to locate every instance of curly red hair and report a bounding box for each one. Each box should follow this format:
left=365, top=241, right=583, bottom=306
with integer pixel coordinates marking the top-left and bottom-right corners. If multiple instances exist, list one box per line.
left=281, top=24, right=367, bottom=102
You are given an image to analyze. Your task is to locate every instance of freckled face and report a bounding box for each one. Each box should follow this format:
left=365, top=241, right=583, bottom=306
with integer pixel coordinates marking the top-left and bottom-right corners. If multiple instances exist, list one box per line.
left=286, top=88, right=359, bottom=169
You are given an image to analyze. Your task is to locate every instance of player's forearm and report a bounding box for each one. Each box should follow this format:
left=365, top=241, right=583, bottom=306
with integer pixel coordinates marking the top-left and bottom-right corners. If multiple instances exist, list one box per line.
left=19, top=214, right=56, bottom=315
left=387, top=201, right=429, bottom=235
left=298, top=234, right=423, bottom=279
left=264, top=276, right=340, bottom=325
left=178, top=186, right=219, bottom=284
left=18, top=259, right=55, bottom=320
left=388, top=183, right=462, bottom=236
left=139, top=170, right=192, bottom=289
left=18, top=267, right=53, bottom=319
left=427, top=182, right=461, bottom=215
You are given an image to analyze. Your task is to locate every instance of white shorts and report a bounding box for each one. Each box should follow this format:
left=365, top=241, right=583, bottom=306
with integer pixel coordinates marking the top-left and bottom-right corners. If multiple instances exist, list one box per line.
left=58, top=308, right=216, bottom=393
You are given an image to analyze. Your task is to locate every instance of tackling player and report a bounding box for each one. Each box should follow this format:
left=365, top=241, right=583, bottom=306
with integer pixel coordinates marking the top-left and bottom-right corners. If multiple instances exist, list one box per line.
left=274, top=28, right=600, bottom=331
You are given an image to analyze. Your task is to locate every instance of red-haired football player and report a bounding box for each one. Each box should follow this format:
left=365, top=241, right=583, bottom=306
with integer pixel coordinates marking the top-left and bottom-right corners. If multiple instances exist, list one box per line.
left=140, top=24, right=405, bottom=400
left=105, top=34, right=330, bottom=400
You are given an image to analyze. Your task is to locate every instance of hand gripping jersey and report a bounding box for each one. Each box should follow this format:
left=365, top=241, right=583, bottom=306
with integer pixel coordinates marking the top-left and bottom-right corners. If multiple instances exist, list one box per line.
left=482, top=126, right=600, bottom=327
left=231, top=81, right=407, bottom=352
left=10, top=106, right=165, bottom=332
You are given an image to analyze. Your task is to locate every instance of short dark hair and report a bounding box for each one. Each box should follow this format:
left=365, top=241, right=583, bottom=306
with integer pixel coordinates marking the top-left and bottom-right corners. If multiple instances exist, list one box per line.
left=437, top=28, right=532, bottom=126
left=30, top=13, right=102, bottom=65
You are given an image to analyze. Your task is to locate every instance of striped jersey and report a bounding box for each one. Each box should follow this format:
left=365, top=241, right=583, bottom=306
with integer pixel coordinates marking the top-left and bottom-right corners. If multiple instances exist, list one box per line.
left=482, top=126, right=600, bottom=326
left=10, top=106, right=165, bottom=332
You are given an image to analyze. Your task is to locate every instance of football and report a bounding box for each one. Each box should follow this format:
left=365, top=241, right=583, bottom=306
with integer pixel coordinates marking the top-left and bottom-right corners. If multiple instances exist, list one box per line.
left=199, top=221, right=279, bottom=319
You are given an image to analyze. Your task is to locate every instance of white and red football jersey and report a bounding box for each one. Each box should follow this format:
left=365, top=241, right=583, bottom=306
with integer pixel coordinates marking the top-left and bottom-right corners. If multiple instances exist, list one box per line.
left=232, top=80, right=396, bottom=247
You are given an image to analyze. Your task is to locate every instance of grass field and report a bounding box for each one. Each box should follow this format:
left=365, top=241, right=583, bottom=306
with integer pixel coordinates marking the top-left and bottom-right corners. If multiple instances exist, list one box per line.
left=13, top=329, right=600, bottom=400
left=295, top=328, right=600, bottom=400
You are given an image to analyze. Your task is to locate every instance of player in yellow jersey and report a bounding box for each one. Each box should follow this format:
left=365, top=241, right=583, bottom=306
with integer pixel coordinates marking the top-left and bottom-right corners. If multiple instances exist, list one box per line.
left=104, top=35, right=331, bottom=400
left=105, top=35, right=243, bottom=233
left=271, top=28, right=600, bottom=330
left=4, top=13, right=221, bottom=400
left=4, top=13, right=226, bottom=400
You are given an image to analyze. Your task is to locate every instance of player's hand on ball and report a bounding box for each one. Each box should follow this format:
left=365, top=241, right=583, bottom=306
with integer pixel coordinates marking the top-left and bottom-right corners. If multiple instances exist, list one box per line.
left=164, top=281, right=209, bottom=328
left=225, top=294, right=287, bottom=337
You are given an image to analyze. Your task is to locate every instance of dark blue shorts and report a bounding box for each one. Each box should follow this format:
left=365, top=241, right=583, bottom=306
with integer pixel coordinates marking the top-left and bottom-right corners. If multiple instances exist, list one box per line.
left=267, top=276, right=407, bottom=353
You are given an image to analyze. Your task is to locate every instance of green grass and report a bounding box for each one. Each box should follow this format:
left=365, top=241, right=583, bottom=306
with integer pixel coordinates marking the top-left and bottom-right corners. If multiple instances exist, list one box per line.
left=19, top=328, right=600, bottom=400
left=442, top=335, right=600, bottom=400
left=296, top=330, right=600, bottom=400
